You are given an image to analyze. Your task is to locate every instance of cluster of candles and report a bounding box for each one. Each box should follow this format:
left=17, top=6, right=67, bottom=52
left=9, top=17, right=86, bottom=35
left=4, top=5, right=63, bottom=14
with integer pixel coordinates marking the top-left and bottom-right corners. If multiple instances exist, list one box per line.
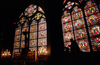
left=2, top=49, right=11, bottom=57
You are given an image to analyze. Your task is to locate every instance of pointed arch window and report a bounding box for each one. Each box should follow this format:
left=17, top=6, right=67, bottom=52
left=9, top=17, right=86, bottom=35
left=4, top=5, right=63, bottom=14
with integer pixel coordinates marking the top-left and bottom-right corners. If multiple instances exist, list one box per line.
left=62, top=1, right=90, bottom=52
left=72, top=6, right=90, bottom=52
left=13, top=4, right=47, bottom=58
left=62, top=11, right=74, bottom=51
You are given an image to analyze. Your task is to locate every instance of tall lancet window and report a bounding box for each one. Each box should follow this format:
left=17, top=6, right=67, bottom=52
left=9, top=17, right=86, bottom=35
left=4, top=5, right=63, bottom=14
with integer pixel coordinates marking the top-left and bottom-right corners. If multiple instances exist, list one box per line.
left=72, top=6, right=90, bottom=52
left=62, top=11, right=74, bottom=51
left=84, top=1, right=100, bottom=51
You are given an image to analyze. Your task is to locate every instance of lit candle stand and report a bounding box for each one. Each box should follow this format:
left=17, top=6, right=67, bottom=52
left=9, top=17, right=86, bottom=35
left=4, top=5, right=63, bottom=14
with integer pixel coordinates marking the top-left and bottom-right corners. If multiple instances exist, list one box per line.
left=38, top=47, right=48, bottom=60
left=2, top=49, right=11, bottom=58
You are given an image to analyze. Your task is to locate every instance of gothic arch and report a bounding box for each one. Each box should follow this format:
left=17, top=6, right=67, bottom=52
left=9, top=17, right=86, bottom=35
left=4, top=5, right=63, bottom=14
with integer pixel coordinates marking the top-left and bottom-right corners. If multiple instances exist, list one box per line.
left=13, top=4, right=47, bottom=57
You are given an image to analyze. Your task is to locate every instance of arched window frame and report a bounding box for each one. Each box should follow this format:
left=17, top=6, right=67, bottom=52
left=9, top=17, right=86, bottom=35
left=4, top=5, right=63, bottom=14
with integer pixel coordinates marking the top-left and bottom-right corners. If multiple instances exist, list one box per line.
left=12, top=4, right=47, bottom=58
left=62, top=1, right=91, bottom=52
left=84, top=1, right=100, bottom=51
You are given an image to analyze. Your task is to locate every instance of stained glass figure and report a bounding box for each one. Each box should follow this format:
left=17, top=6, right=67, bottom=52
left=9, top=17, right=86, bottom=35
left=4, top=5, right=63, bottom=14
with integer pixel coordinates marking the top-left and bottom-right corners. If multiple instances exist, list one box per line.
left=24, top=4, right=37, bottom=17
left=39, top=18, right=46, bottom=24
left=30, top=32, right=37, bottom=39
left=15, top=35, right=20, bottom=42
left=88, top=25, right=100, bottom=37
left=62, top=22, right=73, bottom=32
left=72, top=6, right=81, bottom=14
left=62, top=16, right=71, bottom=23
left=39, top=23, right=46, bottom=31
left=73, top=18, right=85, bottom=30
left=15, top=28, right=21, bottom=35
left=38, top=38, right=47, bottom=46
left=77, top=39, right=90, bottom=52
left=86, top=14, right=100, bottom=26
left=72, top=11, right=83, bottom=20
left=23, top=22, right=28, bottom=27
left=91, top=37, right=100, bottom=51
left=31, top=20, right=37, bottom=26
left=75, top=28, right=87, bottom=40
left=38, top=31, right=47, bottom=38
left=29, top=40, right=37, bottom=47
left=14, top=42, right=20, bottom=48
left=30, top=25, right=37, bottom=32
left=21, top=41, right=25, bottom=48
left=85, top=6, right=99, bottom=16
left=84, top=1, right=96, bottom=10
left=22, top=27, right=29, bottom=32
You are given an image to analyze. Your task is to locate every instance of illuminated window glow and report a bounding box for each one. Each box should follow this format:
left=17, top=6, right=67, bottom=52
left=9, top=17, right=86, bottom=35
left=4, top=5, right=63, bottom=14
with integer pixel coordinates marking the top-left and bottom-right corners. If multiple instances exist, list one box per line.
left=13, top=4, right=47, bottom=58
left=84, top=1, right=100, bottom=51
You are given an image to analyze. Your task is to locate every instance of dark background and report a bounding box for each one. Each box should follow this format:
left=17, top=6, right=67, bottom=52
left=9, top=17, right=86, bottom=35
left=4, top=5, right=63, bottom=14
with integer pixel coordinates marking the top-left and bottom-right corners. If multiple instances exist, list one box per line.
left=0, top=0, right=100, bottom=64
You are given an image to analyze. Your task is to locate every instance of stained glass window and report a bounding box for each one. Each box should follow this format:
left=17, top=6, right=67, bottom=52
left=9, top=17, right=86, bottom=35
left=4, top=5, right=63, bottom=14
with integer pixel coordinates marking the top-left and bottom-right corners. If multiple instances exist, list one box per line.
left=24, top=4, right=37, bottom=17
left=65, top=1, right=74, bottom=9
left=73, top=18, right=85, bottom=30
left=62, top=11, right=73, bottom=51
left=38, top=6, right=44, bottom=13
left=72, top=6, right=90, bottom=52
left=30, top=18, right=47, bottom=56
left=21, top=41, right=25, bottom=48
left=62, top=1, right=91, bottom=52
left=21, top=34, right=25, bottom=41
left=91, top=37, right=100, bottom=51
left=38, top=38, right=47, bottom=46
left=30, top=25, right=37, bottom=32
left=13, top=4, right=47, bottom=57
left=19, top=17, right=26, bottom=24
left=15, top=28, right=21, bottom=35
left=31, top=20, right=37, bottom=25
left=29, top=40, right=37, bottom=47
left=38, top=31, right=47, bottom=38
left=14, top=42, right=20, bottom=48
left=76, top=39, right=90, bottom=52
left=39, top=23, right=46, bottom=31
left=15, top=35, right=20, bottom=42
left=75, top=28, right=87, bottom=40
left=22, top=27, right=29, bottom=32
left=32, top=13, right=43, bottom=20
left=84, top=1, right=100, bottom=51
left=30, top=32, right=37, bottom=39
